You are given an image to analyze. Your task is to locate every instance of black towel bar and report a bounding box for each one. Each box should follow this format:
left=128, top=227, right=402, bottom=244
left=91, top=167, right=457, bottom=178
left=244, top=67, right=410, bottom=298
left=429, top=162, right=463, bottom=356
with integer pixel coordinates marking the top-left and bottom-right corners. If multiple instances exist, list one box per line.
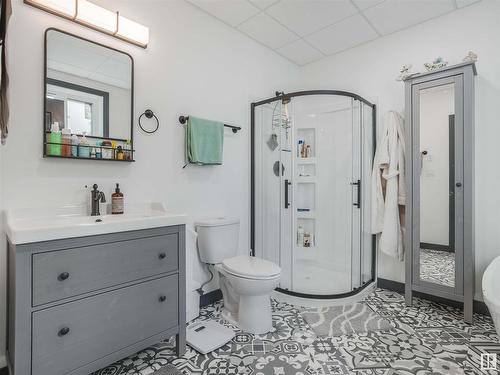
left=178, top=115, right=241, bottom=134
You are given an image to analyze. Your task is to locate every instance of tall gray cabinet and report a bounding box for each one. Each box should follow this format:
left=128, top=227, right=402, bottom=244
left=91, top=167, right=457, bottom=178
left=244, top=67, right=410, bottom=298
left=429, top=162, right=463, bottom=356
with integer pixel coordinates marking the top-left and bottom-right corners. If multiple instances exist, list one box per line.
left=404, top=62, right=476, bottom=323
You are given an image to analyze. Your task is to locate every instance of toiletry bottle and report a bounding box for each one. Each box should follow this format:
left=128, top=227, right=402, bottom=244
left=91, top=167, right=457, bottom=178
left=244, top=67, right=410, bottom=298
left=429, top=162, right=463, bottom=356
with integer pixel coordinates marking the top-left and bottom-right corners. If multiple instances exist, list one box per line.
left=297, top=140, right=304, bottom=158
left=111, top=141, right=117, bottom=159
left=61, top=128, right=72, bottom=157
left=124, top=140, right=132, bottom=160
left=297, top=225, right=304, bottom=246
left=116, top=146, right=124, bottom=160
left=95, top=141, right=102, bottom=158
left=90, top=147, right=96, bottom=158
left=304, top=232, right=311, bottom=247
left=71, top=134, right=79, bottom=157
left=101, top=140, right=112, bottom=159
left=306, top=144, right=311, bottom=158
left=112, top=183, right=124, bottom=214
left=301, top=142, right=306, bottom=158
left=49, top=122, right=62, bottom=156
left=79, top=132, right=90, bottom=158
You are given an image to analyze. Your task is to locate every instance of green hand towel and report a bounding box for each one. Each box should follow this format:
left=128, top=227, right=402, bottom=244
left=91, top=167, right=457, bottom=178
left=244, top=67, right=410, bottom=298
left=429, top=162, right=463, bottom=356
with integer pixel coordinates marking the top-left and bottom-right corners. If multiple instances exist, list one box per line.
left=186, top=116, right=224, bottom=165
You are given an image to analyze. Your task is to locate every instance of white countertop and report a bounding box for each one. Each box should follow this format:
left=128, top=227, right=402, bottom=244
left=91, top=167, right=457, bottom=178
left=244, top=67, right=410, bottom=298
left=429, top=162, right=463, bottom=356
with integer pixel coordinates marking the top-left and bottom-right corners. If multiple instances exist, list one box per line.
left=5, top=202, right=187, bottom=245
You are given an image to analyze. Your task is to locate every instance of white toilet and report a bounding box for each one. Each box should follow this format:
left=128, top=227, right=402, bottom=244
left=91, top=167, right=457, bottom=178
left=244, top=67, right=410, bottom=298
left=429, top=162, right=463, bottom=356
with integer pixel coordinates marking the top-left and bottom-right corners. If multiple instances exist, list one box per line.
left=195, top=217, right=281, bottom=334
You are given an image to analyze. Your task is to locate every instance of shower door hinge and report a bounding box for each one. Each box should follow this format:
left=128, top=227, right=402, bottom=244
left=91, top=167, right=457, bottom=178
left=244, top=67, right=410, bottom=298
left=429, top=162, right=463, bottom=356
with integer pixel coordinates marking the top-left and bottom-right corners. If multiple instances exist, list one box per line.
left=351, top=180, right=361, bottom=209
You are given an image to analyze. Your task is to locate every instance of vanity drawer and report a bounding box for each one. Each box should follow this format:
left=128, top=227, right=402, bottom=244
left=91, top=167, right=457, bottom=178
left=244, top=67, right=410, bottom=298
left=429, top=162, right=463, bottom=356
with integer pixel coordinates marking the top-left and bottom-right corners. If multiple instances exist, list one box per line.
left=32, top=233, right=178, bottom=306
left=32, top=274, right=178, bottom=375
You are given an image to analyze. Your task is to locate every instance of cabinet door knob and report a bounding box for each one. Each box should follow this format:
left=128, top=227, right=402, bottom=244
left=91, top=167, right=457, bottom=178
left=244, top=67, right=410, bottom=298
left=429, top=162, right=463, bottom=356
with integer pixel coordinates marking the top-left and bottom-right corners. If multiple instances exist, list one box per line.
left=158, top=253, right=166, bottom=259
left=58, top=327, right=70, bottom=336
left=58, top=272, right=70, bottom=281
left=159, top=295, right=167, bottom=302
left=456, top=182, right=462, bottom=187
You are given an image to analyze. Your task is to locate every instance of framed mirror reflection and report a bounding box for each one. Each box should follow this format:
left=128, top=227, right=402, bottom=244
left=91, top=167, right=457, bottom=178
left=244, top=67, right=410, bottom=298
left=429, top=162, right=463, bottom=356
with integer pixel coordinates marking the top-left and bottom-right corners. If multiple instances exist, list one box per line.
left=43, top=28, right=134, bottom=161
left=418, top=82, right=458, bottom=289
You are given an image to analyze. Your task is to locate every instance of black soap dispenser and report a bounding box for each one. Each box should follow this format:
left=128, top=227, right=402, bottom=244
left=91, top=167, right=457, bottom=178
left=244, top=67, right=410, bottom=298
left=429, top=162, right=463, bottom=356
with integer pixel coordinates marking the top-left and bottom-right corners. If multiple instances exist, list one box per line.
left=111, top=183, right=124, bottom=214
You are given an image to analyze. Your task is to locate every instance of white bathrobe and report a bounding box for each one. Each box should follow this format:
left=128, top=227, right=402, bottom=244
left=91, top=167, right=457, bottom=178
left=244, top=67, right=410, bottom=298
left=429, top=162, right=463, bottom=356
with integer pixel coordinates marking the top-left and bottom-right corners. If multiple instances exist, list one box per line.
left=371, top=111, right=406, bottom=261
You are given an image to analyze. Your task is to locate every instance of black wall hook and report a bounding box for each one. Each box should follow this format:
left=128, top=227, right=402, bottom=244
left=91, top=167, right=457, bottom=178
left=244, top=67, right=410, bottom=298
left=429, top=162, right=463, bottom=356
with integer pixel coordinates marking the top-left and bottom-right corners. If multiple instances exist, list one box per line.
left=138, top=109, right=159, bottom=134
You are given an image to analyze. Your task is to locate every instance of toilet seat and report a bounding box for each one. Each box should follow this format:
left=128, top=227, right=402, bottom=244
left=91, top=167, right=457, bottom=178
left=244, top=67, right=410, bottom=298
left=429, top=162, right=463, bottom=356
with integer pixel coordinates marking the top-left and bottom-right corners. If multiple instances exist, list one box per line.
left=222, top=255, right=281, bottom=280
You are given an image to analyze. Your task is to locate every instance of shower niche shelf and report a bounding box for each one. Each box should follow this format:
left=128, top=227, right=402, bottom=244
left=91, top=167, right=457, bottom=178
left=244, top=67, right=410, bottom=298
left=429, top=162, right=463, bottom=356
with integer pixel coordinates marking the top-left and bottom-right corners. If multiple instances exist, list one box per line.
left=297, top=128, right=316, bottom=158
left=297, top=157, right=316, bottom=164
left=296, top=217, right=316, bottom=249
left=296, top=183, right=315, bottom=212
left=297, top=177, right=316, bottom=184
left=297, top=210, right=315, bottom=219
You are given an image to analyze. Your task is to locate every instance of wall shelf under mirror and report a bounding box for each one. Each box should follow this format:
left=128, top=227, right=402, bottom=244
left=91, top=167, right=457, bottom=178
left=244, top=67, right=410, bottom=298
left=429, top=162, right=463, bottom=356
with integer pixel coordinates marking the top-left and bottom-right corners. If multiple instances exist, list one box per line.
left=43, top=28, right=135, bottom=162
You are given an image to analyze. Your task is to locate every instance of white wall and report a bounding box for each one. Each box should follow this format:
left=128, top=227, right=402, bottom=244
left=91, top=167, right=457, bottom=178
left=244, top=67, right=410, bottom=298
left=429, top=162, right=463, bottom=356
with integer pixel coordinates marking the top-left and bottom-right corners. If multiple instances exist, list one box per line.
left=301, top=0, right=500, bottom=300
left=0, top=0, right=300, bottom=362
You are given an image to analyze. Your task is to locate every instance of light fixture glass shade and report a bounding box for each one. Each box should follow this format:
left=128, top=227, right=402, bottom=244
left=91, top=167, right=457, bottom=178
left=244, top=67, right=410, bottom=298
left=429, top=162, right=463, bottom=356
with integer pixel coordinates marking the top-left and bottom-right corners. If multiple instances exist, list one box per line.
left=26, top=0, right=76, bottom=18
left=117, top=15, right=149, bottom=47
left=76, top=0, right=117, bottom=33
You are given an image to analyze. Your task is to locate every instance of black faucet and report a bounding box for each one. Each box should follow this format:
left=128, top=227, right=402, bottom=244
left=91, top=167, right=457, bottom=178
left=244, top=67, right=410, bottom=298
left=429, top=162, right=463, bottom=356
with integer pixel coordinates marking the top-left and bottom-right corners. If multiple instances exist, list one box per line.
left=91, top=184, right=106, bottom=216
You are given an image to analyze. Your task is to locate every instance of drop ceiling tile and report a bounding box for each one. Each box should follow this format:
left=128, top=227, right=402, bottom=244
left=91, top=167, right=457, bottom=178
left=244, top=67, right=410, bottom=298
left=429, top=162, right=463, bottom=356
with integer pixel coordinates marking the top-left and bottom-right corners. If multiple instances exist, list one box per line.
left=352, top=0, right=386, bottom=10
left=305, top=14, right=378, bottom=55
left=187, top=0, right=260, bottom=27
left=363, top=0, right=455, bottom=35
left=266, top=0, right=358, bottom=37
left=277, top=39, right=324, bottom=66
left=238, top=13, right=299, bottom=49
left=456, top=0, right=481, bottom=8
left=248, top=0, right=280, bottom=10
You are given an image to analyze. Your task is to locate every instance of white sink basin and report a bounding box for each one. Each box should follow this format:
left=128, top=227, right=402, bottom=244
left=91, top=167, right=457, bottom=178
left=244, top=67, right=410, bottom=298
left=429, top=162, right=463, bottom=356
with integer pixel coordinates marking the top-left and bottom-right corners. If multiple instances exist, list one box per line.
left=5, top=203, right=187, bottom=244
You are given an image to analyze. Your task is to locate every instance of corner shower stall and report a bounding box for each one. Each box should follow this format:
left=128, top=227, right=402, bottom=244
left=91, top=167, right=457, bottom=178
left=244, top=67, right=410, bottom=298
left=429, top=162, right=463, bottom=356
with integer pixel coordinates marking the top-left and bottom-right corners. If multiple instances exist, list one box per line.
left=251, top=91, right=376, bottom=299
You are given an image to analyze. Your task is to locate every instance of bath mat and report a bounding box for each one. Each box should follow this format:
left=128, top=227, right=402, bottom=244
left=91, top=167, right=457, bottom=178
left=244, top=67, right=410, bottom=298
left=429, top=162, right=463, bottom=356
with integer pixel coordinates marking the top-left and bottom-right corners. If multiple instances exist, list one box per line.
left=301, top=303, right=393, bottom=337
left=152, top=364, right=183, bottom=375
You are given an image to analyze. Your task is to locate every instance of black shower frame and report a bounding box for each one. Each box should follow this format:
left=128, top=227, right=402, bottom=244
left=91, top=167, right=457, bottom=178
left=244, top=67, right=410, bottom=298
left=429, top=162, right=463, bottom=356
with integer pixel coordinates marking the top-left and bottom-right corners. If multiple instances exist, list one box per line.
left=250, top=90, right=377, bottom=300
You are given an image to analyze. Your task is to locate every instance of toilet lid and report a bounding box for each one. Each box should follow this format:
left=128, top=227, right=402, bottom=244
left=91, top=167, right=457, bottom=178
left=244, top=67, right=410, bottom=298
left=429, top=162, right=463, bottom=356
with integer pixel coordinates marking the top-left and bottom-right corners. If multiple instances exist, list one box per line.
left=222, top=255, right=281, bottom=279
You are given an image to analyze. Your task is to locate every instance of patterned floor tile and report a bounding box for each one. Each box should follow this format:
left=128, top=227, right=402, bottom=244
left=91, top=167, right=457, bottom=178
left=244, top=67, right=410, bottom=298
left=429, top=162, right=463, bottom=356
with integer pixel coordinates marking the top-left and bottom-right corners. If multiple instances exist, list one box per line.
left=93, top=288, right=498, bottom=375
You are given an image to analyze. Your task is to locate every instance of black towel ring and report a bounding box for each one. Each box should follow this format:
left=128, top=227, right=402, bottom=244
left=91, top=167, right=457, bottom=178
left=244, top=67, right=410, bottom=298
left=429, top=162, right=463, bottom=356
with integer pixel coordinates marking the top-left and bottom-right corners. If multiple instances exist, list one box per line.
left=138, top=109, right=159, bottom=134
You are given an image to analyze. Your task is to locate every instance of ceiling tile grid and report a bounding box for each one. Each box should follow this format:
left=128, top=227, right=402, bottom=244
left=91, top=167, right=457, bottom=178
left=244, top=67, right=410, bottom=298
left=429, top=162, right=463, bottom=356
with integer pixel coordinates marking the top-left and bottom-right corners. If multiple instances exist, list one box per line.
left=186, top=0, right=481, bottom=66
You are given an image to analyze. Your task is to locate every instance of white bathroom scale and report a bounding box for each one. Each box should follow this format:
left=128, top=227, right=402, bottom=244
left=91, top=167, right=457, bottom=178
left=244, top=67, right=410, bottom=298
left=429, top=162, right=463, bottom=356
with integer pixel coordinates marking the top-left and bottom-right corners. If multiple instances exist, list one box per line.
left=186, top=320, right=235, bottom=354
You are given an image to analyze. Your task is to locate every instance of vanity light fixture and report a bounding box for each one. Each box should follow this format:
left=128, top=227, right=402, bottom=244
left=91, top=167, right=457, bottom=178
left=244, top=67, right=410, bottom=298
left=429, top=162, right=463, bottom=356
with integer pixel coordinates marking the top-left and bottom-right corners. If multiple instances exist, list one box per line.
left=24, top=0, right=149, bottom=48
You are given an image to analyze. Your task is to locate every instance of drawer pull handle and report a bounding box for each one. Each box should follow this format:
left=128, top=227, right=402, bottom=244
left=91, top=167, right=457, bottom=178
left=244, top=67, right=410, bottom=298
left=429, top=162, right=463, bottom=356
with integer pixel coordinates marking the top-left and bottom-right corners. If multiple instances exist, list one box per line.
left=159, top=253, right=166, bottom=259
left=58, top=272, right=70, bottom=281
left=58, top=327, right=70, bottom=337
left=159, top=295, right=167, bottom=302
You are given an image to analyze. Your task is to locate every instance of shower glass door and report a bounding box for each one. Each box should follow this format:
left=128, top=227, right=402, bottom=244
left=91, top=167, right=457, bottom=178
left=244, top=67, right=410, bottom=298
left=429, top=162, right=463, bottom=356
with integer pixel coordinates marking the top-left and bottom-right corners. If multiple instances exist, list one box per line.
left=291, top=95, right=361, bottom=296
left=253, top=92, right=374, bottom=298
left=253, top=98, right=293, bottom=289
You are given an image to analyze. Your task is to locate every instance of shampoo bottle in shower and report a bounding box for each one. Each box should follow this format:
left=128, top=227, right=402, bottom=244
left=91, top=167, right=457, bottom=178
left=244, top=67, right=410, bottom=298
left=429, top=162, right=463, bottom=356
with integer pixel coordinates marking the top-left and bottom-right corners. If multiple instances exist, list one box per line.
left=297, top=225, right=304, bottom=246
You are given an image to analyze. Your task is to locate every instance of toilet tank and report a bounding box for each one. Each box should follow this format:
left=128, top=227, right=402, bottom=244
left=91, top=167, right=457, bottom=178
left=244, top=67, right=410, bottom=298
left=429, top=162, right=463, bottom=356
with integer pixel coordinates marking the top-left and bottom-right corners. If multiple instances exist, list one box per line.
left=195, top=217, right=240, bottom=264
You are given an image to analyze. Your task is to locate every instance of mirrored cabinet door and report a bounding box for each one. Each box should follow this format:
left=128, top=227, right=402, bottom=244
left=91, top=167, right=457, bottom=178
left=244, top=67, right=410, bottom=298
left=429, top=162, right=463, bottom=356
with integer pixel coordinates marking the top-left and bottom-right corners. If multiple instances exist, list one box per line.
left=412, top=77, right=463, bottom=296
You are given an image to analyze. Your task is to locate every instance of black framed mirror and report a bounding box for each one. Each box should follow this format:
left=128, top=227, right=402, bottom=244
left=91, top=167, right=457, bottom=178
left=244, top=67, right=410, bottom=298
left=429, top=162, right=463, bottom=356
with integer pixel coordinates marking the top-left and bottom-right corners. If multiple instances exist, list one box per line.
left=43, top=28, right=134, bottom=162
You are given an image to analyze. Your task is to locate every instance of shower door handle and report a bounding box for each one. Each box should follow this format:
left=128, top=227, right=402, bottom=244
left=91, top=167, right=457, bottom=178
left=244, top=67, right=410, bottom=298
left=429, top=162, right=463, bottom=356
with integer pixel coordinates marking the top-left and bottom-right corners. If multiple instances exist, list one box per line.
left=351, top=180, right=361, bottom=209
left=284, top=179, right=291, bottom=209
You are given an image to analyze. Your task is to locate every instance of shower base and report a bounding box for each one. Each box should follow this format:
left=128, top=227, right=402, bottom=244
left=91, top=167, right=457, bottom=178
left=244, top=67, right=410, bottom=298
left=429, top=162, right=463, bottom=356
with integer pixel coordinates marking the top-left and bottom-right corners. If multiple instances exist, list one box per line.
left=272, top=281, right=376, bottom=308
left=272, top=259, right=376, bottom=307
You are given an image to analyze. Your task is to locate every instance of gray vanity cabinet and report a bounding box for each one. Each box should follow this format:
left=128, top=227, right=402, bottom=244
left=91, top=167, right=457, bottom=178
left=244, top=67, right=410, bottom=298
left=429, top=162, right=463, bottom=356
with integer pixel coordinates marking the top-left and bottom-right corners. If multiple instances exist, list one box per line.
left=7, top=225, right=186, bottom=375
